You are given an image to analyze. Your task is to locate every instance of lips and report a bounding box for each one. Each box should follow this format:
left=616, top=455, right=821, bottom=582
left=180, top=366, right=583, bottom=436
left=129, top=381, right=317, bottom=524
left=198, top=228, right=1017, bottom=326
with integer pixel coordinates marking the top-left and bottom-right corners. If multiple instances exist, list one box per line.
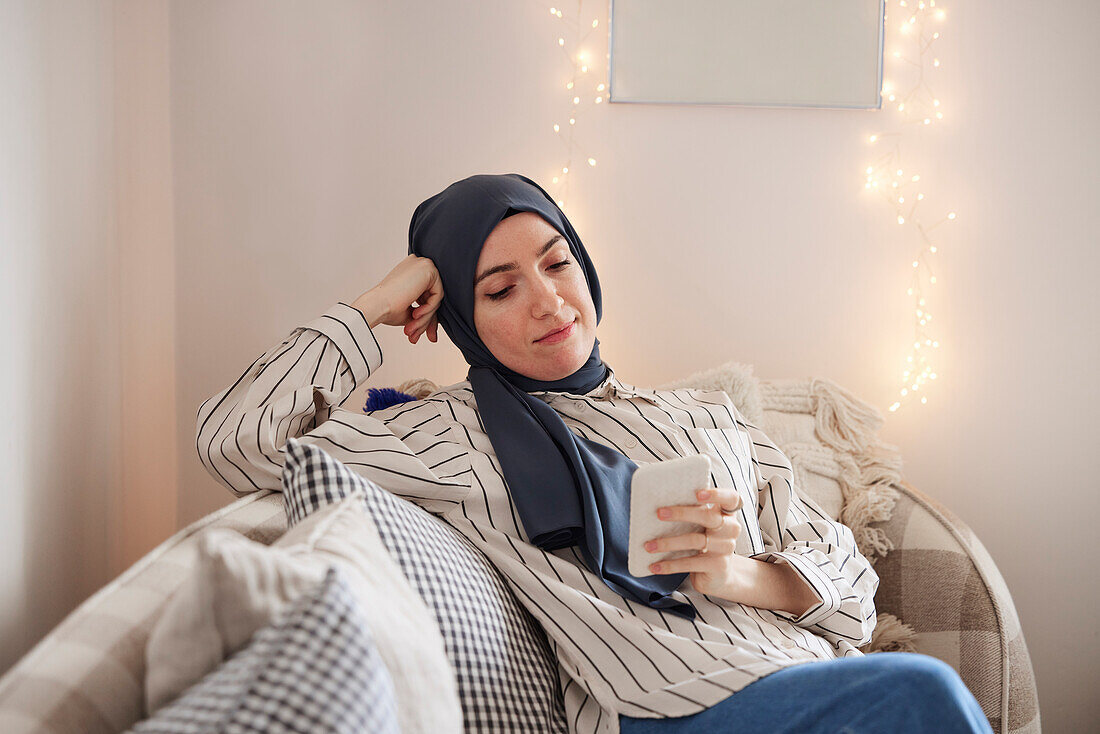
left=536, top=319, right=576, bottom=343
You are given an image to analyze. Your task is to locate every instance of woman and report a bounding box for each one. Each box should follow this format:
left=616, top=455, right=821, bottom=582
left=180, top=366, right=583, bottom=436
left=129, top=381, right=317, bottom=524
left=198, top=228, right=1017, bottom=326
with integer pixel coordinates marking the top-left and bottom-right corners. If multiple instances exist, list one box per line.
left=197, top=173, right=991, bottom=734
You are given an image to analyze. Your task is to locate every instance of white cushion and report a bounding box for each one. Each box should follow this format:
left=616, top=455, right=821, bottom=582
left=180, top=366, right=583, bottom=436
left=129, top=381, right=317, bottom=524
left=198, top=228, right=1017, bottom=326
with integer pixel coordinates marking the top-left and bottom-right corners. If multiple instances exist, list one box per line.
left=143, top=494, right=461, bottom=734
left=132, top=567, right=400, bottom=733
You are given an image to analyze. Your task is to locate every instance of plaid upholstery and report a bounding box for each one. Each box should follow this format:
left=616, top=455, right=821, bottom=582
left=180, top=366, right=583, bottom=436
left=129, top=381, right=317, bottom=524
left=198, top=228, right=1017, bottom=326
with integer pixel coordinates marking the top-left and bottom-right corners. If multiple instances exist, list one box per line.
left=870, top=481, right=1040, bottom=734
left=0, top=491, right=286, bottom=734
left=127, top=567, right=399, bottom=734
left=753, top=378, right=1039, bottom=734
left=282, top=437, right=568, bottom=733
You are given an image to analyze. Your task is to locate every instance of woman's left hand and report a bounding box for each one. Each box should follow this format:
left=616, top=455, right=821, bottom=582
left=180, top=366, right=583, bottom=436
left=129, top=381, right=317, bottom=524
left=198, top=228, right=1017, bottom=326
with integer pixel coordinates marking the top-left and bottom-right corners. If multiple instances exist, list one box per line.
left=645, top=488, right=744, bottom=597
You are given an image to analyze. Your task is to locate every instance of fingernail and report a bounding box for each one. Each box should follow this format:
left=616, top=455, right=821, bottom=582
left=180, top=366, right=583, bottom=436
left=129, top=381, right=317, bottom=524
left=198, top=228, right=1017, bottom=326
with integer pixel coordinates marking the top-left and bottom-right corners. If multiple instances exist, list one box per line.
left=657, top=508, right=670, bottom=519
left=650, top=564, right=661, bottom=573
left=644, top=541, right=657, bottom=552
left=697, top=490, right=711, bottom=500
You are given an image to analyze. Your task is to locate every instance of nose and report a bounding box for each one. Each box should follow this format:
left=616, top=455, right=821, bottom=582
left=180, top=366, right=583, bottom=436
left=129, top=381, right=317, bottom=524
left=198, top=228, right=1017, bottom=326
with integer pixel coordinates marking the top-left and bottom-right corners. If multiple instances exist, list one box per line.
left=530, top=273, right=565, bottom=319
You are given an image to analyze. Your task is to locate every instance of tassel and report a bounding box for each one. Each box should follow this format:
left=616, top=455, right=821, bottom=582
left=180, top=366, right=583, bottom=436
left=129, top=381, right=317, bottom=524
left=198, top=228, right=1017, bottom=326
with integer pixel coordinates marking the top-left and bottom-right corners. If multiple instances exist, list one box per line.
left=810, top=378, right=886, bottom=456
left=397, top=378, right=440, bottom=400
left=862, top=613, right=918, bottom=654
left=363, top=387, right=419, bottom=412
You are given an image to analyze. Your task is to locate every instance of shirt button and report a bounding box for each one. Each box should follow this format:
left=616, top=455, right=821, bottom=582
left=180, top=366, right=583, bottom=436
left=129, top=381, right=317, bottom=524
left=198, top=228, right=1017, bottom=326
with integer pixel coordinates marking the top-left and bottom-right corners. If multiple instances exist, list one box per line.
left=781, top=639, right=797, bottom=649
left=575, top=402, right=587, bottom=411
left=625, top=437, right=638, bottom=449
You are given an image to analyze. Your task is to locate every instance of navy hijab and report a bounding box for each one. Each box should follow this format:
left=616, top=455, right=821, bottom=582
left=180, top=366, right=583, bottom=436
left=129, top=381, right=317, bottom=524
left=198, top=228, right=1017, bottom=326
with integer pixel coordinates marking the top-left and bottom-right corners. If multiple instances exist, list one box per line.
left=408, top=173, right=694, bottom=620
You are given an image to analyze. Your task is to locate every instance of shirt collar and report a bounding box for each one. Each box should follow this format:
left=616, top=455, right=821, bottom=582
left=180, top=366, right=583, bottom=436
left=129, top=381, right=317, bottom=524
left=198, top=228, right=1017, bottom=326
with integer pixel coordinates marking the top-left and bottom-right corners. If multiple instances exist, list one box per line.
left=443, top=367, right=661, bottom=406
left=527, top=367, right=658, bottom=404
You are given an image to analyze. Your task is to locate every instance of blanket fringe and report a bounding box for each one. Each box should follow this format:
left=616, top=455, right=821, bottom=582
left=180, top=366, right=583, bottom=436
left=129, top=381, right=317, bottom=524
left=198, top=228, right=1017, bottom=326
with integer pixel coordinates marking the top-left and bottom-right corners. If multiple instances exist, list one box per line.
left=809, top=377, right=884, bottom=456
left=759, top=377, right=904, bottom=563
left=397, top=378, right=440, bottom=399
left=862, top=613, right=919, bottom=654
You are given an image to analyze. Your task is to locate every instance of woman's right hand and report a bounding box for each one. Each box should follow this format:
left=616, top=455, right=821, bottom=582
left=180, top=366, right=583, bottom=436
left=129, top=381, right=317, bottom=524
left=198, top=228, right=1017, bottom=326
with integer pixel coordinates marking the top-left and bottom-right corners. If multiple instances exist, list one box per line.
left=352, top=254, right=443, bottom=344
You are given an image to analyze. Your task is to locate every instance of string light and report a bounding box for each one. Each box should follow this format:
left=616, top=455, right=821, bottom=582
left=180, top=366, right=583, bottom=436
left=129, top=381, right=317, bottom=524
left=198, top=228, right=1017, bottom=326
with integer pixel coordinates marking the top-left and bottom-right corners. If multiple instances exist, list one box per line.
left=544, top=2, right=952, bottom=413
left=545, top=1, right=606, bottom=213
left=866, top=1, right=956, bottom=414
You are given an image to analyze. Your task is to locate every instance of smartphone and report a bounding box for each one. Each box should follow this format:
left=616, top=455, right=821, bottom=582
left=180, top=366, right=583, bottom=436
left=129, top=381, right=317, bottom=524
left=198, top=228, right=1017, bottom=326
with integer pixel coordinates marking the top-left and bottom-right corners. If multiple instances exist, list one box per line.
left=627, top=454, right=713, bottom=578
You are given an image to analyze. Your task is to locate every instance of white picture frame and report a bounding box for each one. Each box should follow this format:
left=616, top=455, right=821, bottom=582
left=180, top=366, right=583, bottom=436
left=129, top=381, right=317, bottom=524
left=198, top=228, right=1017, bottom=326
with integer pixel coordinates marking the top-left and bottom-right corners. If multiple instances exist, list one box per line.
left=609, top=0, right=886, bottom=109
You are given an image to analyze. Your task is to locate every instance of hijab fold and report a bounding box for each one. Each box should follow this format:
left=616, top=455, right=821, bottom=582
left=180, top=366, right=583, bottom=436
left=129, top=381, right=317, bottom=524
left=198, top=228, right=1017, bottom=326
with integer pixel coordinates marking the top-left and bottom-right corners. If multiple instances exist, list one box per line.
left=409, top=173, right=694, bottom=620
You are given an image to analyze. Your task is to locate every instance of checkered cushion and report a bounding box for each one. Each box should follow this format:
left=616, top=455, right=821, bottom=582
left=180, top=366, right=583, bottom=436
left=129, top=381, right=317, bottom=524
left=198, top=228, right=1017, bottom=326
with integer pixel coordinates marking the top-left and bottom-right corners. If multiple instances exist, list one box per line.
left=282, top=437, right=568, bottom=733
left=127, top=566, right=398, bottom=734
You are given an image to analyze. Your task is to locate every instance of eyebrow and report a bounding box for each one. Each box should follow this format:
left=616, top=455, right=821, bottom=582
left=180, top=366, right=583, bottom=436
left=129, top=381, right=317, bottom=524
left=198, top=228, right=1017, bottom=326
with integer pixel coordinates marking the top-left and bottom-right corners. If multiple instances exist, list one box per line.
left=474, top=234, right=565, bottom=287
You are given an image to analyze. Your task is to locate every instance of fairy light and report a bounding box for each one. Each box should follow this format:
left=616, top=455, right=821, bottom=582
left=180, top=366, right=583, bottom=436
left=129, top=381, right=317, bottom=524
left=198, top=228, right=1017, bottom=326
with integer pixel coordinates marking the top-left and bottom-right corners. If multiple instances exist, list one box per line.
left=867, top=2, right=956, bottom=414
left=546, top=2, right=607, bottom=213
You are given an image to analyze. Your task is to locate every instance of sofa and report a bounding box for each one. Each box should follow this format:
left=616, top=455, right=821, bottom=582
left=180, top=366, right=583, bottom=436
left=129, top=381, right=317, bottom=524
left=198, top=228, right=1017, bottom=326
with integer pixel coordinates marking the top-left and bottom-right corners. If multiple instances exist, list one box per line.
left=0, top=363, right=1041, bottom=733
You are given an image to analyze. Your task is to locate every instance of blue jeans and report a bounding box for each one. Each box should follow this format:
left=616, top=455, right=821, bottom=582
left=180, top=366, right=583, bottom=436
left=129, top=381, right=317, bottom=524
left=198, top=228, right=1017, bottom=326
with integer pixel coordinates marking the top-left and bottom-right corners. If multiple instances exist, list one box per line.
left=619, top=653, right=993, bottom=734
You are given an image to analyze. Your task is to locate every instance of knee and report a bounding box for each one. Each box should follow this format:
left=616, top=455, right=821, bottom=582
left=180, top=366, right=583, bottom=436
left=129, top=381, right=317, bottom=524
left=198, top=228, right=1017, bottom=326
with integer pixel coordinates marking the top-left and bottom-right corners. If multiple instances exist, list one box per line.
left=877, top=653, right=972, bottom=707
left=845, top=654, right=990, bottom=733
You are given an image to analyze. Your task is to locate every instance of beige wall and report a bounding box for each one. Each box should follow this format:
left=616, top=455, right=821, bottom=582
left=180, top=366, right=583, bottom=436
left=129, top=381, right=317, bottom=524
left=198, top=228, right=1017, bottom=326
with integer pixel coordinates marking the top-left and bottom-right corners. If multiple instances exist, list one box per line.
left=0, top=0, right=119, bottom=670
left=0, top=0, right=176, bottom=675
left=4, top=0, right=1097, bottom=730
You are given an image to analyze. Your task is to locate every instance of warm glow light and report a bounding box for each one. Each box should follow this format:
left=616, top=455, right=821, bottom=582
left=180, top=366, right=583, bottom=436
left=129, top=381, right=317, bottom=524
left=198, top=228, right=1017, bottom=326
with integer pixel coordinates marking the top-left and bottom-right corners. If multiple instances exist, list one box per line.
left=546, top=10, right=606, bottom=213
left=867, top=0, right=953, bottom=413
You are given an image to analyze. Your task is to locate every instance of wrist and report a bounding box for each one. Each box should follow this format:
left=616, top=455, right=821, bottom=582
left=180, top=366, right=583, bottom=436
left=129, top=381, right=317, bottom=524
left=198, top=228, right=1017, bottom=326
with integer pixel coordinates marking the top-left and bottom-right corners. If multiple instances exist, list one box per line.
left=351, top=289, right=388, bottom=329
left=725, top=555, right=819, bottom=617
left=770, top=560, right=820, bottom=618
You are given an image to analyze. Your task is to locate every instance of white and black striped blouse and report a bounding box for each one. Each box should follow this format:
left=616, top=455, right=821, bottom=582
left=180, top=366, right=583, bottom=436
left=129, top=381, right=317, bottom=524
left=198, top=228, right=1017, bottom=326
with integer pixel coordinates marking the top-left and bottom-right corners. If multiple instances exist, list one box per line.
left=196, top=301, right=880, bottom=734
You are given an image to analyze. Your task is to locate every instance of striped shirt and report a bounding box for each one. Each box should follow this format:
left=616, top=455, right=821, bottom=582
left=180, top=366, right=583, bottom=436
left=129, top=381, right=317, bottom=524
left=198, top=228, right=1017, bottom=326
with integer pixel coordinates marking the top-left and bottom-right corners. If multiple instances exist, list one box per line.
left=196, top=301, right=879, bottom=734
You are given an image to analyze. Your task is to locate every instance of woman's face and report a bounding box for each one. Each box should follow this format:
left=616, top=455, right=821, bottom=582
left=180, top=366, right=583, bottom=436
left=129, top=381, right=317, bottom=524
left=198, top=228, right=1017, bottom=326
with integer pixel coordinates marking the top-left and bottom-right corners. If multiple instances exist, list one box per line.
left=473, top=212, right=597, bottom=381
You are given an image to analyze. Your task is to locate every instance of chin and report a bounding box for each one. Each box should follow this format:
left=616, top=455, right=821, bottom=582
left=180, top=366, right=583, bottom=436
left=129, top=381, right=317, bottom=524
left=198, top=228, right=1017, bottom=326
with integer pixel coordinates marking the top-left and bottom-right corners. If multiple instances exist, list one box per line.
left=542, top=344, right=593, bottom=380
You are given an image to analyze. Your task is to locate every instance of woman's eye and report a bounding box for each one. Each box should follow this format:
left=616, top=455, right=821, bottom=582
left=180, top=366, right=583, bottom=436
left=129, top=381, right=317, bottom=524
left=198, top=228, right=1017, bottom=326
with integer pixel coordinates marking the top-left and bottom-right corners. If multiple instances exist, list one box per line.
left=484, top=261, right=568, bottom=301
